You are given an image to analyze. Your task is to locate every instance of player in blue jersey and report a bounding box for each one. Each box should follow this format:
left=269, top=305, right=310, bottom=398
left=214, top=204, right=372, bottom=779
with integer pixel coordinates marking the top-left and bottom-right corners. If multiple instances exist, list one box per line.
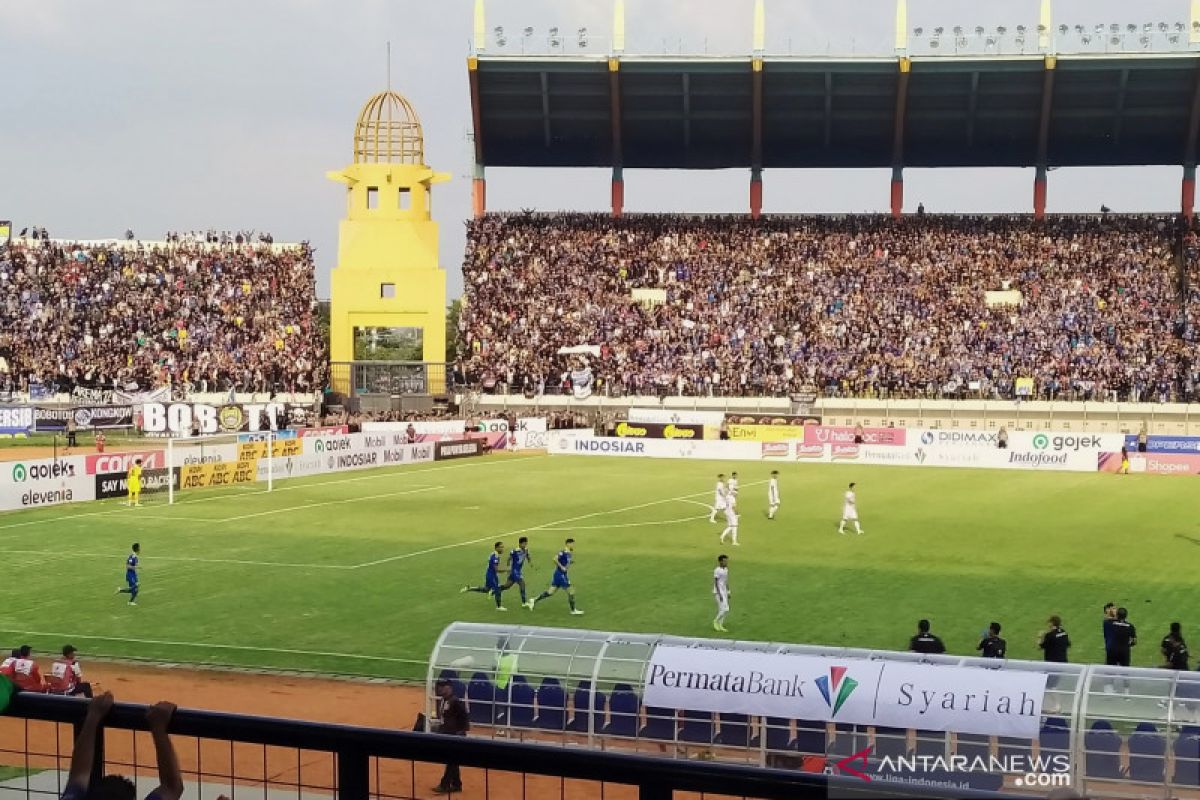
left=460, top=542, right=508, bottom=611
left=500, top=536, right=532, bottom=606
left=526, top=538, right=583, bottom=615
left=115, top=543, right=140, bottom=606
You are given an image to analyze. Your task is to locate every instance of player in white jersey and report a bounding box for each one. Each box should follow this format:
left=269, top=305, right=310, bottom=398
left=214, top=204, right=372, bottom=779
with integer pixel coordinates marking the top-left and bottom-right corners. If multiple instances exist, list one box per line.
left=838, top=482, right=864, bottom=535
left=727, top=472, right=740, bottom=508
left=712, top=554, right=731, bottom=632
left=767, top=470, right=780, bottom=519
left=719, top=502, right=740, bottom=545
left=708, top=474, right=728, bottom=523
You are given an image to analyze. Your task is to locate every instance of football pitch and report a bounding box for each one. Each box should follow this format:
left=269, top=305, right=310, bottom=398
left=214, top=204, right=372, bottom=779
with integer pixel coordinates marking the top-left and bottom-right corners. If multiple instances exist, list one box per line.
left=0, top=452, right=1197, bottom=681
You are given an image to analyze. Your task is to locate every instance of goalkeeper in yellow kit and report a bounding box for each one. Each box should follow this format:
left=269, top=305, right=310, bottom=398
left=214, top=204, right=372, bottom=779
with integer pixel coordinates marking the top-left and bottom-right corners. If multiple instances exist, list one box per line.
left=127, top=458, right=143, bottom=507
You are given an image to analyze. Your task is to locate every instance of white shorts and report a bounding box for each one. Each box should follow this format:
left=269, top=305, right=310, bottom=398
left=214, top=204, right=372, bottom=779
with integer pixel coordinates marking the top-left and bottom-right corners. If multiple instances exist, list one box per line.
left=842, top=507, right=858, bottom=521
left=713, top=497, right=727, bottom=511
left=714, top=594, right=729, bottom=615
left=724, top=508, right=739, bottom=526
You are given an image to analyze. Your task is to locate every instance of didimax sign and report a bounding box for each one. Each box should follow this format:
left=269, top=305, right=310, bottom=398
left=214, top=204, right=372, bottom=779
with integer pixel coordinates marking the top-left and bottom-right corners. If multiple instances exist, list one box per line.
left=644, top=646, right=1047, bottom=738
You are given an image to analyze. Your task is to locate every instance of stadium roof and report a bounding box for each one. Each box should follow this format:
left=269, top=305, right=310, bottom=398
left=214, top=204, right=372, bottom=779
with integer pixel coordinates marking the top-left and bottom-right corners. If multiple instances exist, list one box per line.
left=468, top=52, right=1200, bottom=170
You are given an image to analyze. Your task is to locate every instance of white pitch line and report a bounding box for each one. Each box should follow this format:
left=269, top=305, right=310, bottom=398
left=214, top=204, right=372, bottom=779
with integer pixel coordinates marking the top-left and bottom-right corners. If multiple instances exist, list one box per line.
left=214, top=485, right=442, bottom=523
left=0, top=629, right=426, bottom=665
left=351, top=480, right=766, bottom=570
left=0, top=548, right=351, bottom=570
left=538, top=513, right=707, bottom=531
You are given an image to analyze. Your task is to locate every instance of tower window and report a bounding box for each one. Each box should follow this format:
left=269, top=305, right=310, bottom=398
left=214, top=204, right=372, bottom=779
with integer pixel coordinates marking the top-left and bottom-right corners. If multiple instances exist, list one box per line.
left=367, top=187, right=379, bottom=209
left=380, top=283, right=396, bottom=299
left=399, top=188, right=411, bottom=210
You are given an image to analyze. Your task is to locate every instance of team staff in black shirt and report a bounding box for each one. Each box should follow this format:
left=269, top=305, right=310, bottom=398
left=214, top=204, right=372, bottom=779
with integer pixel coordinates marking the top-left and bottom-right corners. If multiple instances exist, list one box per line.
left=1108, top=608, right=1138, bottom=667
left=1039, top=616, right=1072, bottom=663
left=909, top=619, right=946, bottom=654
left=977, top=622, right=1007, bottom=659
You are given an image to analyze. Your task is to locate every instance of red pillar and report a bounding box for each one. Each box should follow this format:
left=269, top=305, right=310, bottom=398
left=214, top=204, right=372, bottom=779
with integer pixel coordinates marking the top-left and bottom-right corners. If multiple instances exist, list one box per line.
left=889, top=168, right=903, bottom=219
left=1183, top=165, right=1196, bottom=222
left=750, top=167, right=763, bottom=219
left=611, top=167, right=624, bottom=218
left=1033, top=165, right=1048, bottom=220
left=471, top=177, right=486, bottom=219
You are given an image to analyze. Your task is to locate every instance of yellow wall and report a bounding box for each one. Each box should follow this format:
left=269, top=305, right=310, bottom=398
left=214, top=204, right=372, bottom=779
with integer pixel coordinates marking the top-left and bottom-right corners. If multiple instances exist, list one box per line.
left=327, top=162, right=449, bottom=393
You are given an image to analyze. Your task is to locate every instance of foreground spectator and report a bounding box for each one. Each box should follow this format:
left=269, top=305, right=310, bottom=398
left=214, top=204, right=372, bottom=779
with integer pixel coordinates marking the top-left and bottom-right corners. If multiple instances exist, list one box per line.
left=63, top=693, right=183, bottom=800
left=47, top=645, right=93, bottom=697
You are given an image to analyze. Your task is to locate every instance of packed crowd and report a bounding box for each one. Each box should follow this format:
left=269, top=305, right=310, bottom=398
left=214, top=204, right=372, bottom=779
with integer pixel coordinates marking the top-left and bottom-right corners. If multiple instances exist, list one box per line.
left=0, top=239, right=325, bottom=395
left=459, top=214, right=1198, bottom=401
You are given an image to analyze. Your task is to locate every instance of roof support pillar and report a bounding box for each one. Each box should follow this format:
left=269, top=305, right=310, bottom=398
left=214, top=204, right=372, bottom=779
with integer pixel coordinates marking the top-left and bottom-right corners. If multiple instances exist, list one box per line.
left=890, top=167, right=904, bottom=220
left=1034, top=165, right=1048, bottom=220
left=1034, top=56, right=1057, bottom=221
left=1184, top=165, right=1196, bottom=222
left=472, top=164, right=486, bottom=219
left=612, top=167, right=624, bottom=218
left=751, top=56, right=764, bottom=219
left=890, top=57, right=910, bottom=219
left=609, top=57, right=624, bottom=218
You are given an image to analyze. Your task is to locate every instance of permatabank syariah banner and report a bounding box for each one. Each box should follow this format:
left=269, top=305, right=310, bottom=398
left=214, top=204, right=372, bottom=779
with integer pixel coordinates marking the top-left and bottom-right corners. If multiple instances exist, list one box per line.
left=0, top=455, right=95, bottom=512
left=644, top=645, right=1046, bottom=739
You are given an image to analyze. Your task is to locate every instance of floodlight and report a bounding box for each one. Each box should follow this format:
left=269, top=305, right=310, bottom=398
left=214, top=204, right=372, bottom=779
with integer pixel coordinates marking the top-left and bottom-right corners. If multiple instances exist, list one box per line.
left=953, top=26, right=963, bottom=36
left=1176, top=22, right=1186, bottom=32
left=1094, top=24, right=1103, bottom=34
left=997, top=26, right=1007, bottom=35
left=1170, top=33, right=1181, bottom=43
left=1159, top=22, right=1169, bottom=32
left=914, top=26, right=923, bottom=36
left=1110, top=35, right=1121, bottom=45
left=494, top=26, right=506, bottom=46
left=1081, top=34, right=1092, bottom=44
left=975, top=25, right=985, bottom=36
left=1126, top=24, right=1136, bottom=34
left=1017, top=25, right=1027, bottom=34
left=934, top=26, right=944, bottom=35
left=524, top=27, right=534, bottom=37
left=1110, top=23, right=1119, bottom=33
left=577, top=27, right=588, bottom=48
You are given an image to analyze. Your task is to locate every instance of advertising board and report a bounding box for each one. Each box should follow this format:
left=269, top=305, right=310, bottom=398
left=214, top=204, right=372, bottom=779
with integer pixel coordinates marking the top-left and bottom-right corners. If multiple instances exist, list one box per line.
left=0, top=455, right=94, bottom=511
left=803, top=426, right=907, bottom=447
left=629, top=408, right=727, bottom=426
left=435, top=440, right=483, bottom=460
left=34, top=405, right=134, bottom=432
left=1123, top=435, right=1200, bottom=454
left=614, top=421, right=703, bottom=440
left=179, top=460, right=259, bottom=490
left=0, top=407, right=33, bottom=436
left=95, top=467, right=179, bottom=500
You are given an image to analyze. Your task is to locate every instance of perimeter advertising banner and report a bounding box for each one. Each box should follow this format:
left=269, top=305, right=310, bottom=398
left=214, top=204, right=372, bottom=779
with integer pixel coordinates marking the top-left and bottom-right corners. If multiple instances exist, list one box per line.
left=179, top=459, right=259, bottom=489
left=644, top=646, right=1046, bottom=738
left=1123, top=435, right=1200, bottom=454
left=0, top=455, right=94, bottom=510
left=725, top=413, right=822, bottom=443
left=0, top=407, right=34, bottom=436
left=614, top=421, right=703, bottom=440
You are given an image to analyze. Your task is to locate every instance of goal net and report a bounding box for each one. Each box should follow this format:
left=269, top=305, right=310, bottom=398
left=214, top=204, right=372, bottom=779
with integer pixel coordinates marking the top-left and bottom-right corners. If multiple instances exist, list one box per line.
left=165, top=432, right=286, bottom=504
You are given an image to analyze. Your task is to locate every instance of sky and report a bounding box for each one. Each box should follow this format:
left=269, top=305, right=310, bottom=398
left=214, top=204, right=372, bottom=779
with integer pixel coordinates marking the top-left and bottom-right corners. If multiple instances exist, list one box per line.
left=0, top=0, right=1192, bottom=299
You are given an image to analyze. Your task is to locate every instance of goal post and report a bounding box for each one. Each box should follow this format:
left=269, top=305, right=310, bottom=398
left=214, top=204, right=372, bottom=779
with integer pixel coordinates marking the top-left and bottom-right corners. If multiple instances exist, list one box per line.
left=165, top=432, right=277, bottom=504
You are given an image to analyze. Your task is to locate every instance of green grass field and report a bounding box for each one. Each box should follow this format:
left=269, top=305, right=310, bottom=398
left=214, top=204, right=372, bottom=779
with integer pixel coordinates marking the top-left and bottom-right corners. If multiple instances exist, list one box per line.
left=0, top=453, right=1197, bottom=682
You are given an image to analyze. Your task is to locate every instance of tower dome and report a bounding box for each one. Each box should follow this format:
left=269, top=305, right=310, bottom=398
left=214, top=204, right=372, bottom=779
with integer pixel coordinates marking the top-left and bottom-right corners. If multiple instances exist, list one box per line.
left=353, top=91, right=424, bottom=165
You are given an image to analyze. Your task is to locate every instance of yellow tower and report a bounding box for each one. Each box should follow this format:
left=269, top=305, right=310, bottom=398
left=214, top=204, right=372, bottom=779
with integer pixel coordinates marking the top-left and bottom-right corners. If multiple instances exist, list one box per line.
left=327, top=91, right=450, bottom=393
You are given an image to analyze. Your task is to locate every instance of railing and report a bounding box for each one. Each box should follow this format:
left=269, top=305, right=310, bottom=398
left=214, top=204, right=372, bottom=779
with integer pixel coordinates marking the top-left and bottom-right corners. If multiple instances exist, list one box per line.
left=0, top=694, right=1002, bottom=800
left=329, top=363, right=449, bottom=398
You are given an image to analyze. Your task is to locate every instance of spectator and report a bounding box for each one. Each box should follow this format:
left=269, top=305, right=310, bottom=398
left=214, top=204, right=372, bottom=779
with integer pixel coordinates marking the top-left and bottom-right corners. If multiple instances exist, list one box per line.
left=61, top=693, right=184, bottom=800
left=1162, top=622, right=1189, bottom=670
left=908, top=619, right=946, bottom=654
left=976, top=622, right=1006, bottom=659
left=0, top=238, right=324, bottom=396
left=459, top=214, right=1193, bottom=401
left=1039, top=615, right=1071, bottom=663
left=47, top=645, right=93, bottom=698
left=0, top=648, right=17, bottom=676
left=430, top=677, right=469, bottom=794
left=997, top=426, right=1008, bottom=449
left=9, top=645, right=44, bottom=693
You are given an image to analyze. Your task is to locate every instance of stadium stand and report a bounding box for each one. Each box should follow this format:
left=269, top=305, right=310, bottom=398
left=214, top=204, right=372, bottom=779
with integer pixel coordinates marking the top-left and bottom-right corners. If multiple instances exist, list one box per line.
left=460, top=213, right=1198, bottom=402
left=0, top=239, right=324, bottom=395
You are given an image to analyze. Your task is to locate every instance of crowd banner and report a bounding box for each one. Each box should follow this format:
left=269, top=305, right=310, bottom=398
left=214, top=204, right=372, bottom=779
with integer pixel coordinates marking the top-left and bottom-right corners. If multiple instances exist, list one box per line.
left=0, top=455, right=94, bottom=510
left=1123, top=434, right=1200, bottom=454
left=629, top=408, right=726, bottom=426
left=644, top=646, right=1046, bottom=739
left=139, top=402, right=289, bottom=436
left=1100, top=451, right=1200, bottom=476
left=0, top=407, right=34, bottom=436
left=34, top=405, right=134, bottom=432
left=803, top=426, right=907, bottom=447
left=615, top=421, right=703, bottom=440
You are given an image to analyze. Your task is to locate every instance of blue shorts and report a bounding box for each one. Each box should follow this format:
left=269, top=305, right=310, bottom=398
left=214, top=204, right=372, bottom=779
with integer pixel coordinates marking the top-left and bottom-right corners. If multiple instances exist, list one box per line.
left=509, top=571, right=524, bottom=583
left=552, top=572, right=571, bottom=590
left=126, top=572, right=138, bottom=589
left=485, top=575, right=500, bottom=591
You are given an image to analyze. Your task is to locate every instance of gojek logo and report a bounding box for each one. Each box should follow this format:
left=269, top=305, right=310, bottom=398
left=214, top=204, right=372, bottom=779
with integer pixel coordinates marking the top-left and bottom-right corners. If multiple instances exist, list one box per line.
left=12, top=463, right=26, bottom=482
left=1032, top=434, right=1050, bottom=450
left=815, top=666, right=858, bottom=717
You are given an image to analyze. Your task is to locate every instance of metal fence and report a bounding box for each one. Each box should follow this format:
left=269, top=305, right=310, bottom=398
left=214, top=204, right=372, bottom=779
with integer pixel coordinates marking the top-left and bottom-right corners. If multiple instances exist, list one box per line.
left=0, top=694, right=1000, bottom=800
